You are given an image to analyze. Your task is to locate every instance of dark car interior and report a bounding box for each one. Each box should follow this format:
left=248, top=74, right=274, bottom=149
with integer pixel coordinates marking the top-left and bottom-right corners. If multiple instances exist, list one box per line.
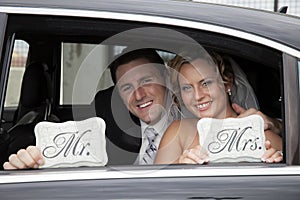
left=0, top=14, right=283, bottom=167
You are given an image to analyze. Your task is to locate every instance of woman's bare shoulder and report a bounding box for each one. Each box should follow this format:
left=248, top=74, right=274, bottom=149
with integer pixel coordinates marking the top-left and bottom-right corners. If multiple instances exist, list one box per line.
left=159, top=118, right=199, bottom=152
left=177, top=118, right=198, bottom=129
left=168, top=118, right=198, bottom=127
left=166, top=118, right=198, bottom=136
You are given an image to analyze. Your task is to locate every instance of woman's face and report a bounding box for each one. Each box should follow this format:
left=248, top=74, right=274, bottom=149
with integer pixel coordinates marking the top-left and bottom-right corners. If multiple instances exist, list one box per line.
left=178, top=58, right=230, bottom=119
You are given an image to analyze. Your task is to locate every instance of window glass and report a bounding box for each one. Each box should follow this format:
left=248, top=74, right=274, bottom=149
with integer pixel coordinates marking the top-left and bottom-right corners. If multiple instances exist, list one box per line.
left=60, top=44, right=174, bottom=105
left=61, top=43, right=114, bottom=105
left=4, top=40, right=29, bottom=107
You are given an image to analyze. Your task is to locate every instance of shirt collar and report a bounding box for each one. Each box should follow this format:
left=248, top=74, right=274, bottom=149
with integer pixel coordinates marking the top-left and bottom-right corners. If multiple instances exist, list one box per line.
left=140, top=113, right=169, bottom=138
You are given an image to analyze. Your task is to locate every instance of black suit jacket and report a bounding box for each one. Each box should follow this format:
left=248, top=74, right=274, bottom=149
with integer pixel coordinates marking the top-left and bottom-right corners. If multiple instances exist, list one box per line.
left=92, top=86, right=142, bottom=165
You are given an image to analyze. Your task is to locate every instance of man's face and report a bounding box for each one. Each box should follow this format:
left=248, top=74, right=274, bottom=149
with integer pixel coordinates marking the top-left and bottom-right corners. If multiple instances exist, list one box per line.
left=116, top=58, right=166, bottom=125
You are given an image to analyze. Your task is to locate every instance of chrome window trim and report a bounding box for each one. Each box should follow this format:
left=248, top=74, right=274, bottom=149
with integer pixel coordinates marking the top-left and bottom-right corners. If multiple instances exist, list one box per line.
left=1, top=166, right=300, bottom=184
left=1, top=6, right=300, bottom=58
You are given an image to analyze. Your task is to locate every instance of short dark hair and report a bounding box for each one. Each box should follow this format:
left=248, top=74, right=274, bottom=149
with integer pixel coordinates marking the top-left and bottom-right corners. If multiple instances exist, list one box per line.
left=109, top=48, right=165, bottom=84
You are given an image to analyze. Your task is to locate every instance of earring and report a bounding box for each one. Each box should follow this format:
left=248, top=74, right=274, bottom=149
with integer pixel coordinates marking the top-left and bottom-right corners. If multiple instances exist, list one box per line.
left=227, top=89, right=231, bottom=96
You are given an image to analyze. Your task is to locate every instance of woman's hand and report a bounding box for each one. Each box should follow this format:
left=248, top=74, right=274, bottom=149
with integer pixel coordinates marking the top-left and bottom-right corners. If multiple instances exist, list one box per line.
left=261, top=140, right=283, bottom=163
left=179, top=145, right=209, bottom=164
left=3, top=146, right=45, bottom=170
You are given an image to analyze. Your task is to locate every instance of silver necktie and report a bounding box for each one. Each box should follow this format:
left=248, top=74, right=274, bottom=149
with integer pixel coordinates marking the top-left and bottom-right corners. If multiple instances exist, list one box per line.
left=141, top=127, right=158, bottom=165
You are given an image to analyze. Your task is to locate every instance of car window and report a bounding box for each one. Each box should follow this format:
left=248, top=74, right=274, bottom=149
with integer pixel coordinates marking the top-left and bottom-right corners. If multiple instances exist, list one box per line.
left=0, top=14, right=285, bottom=170
left=4, top=40, right=29, bottom=107
left=61, top=38, right=283, bottom=166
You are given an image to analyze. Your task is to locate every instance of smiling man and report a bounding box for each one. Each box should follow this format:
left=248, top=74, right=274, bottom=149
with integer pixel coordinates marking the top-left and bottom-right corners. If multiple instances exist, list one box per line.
left=2, top=48, right=181, bottom=169
left=109, top=48, right=181, bottom=164
left=116, top=60, right=166, bottom=125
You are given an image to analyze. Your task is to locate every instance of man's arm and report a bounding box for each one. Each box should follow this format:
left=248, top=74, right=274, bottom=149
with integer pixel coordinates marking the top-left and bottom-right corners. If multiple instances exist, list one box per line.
left=232, top=103, right=282, bottom=135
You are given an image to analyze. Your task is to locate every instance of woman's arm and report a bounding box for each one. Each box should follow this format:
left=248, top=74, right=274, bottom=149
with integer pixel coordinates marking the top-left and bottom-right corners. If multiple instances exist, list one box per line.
left=155, top=119, right=201, bottom=164
left=154, top=120, right=183, bottom=164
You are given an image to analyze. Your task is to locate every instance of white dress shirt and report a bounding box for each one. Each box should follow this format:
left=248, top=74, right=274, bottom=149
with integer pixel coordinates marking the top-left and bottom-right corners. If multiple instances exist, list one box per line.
left=137, top=104, right=182, bottom=164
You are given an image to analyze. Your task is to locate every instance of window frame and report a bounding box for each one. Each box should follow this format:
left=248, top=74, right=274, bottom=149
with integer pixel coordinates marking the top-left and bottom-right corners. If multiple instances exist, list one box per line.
left=283, top=53, right=300, bottom=164
left=0, top=12, right=297, bottom=171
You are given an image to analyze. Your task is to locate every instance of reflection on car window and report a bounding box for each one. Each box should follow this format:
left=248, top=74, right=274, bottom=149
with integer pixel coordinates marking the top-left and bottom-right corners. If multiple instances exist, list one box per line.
left=60, top=44, right=175, bottom=105
left=5, top=40, right=29, bottom=107
left=60, top=43, right=114, bottom=105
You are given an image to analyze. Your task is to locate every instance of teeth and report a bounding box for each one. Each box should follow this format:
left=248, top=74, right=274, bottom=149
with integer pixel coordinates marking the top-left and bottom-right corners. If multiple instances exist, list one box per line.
left=196, top=102, right=211, bottom=109
left=139, top=101, right=152, bottom=108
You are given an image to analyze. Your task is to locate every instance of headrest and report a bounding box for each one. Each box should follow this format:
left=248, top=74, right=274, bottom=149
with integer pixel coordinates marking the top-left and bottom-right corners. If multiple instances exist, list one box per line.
left=19, top=61, right=52, bottom=108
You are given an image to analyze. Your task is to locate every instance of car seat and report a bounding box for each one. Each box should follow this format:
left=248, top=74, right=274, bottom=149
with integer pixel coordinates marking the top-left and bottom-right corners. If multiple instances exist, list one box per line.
left=3, top=61, right=59, bottom=162
left=14, top=61, right=54, bottom=122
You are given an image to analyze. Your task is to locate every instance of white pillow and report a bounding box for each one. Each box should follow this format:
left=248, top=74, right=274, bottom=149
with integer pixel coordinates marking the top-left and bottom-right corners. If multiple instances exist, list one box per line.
left=35, top=117, right=107, bottom=168
left=197, top=115, right=265, bottom=162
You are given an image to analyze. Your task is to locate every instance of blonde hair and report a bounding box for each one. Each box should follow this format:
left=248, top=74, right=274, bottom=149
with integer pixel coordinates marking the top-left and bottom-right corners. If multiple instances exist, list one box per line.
left=169, top=50, right=234, bottom=107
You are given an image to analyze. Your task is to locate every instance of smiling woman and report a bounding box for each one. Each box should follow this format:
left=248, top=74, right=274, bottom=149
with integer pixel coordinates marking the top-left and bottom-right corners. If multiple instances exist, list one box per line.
left=154, top=50, right=282, bottom=165
left=0, top=0, right=300, bottom=199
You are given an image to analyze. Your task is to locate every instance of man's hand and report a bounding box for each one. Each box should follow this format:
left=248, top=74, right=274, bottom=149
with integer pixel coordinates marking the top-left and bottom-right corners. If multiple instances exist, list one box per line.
left=232, top=103, right=282, bottom=135
left=3, top=146, right=44, bottom=170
